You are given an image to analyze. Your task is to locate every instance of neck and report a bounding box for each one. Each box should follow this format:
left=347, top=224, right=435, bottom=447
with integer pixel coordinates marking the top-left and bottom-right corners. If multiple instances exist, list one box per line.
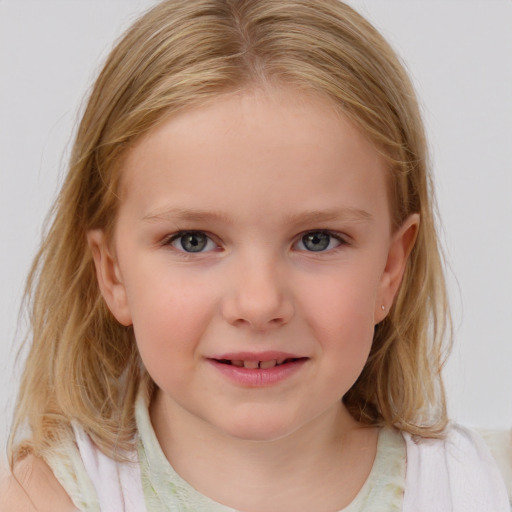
left=149, top=390, right=379, bottom=512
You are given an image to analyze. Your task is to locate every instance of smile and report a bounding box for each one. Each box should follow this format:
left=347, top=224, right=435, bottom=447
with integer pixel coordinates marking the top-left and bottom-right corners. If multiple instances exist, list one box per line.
left=208, top=353, right=308, bottom=387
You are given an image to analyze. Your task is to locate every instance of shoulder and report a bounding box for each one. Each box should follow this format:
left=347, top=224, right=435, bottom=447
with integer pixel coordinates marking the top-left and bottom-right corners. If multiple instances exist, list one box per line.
left=403, top=424, right=506, bottom=470
left=0, top=456, right=76, bottom=512
left=477, top=428, right=512, bottom=499
left=403, top=425, right=511, bottom=511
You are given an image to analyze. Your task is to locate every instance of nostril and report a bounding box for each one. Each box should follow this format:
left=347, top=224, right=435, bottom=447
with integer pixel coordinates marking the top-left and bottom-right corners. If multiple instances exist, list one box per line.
left=223, top=298, right=295, bottom=329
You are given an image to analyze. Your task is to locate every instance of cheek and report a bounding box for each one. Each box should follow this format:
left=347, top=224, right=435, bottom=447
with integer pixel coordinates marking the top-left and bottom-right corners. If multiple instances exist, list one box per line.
left=297, top=268, right=379, bottom=368
left=124, top=272, right=219, bottom=373
left=299, top=266, right=378, bottom=329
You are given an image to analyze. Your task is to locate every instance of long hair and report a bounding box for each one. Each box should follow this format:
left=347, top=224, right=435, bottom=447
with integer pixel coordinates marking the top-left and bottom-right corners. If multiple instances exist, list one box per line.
left=10, top=0, right=451, bottom=463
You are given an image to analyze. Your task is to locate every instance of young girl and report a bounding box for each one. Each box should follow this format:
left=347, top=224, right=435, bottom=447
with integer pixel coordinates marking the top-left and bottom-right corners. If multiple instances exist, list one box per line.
left=2, top=0, right=510, bottom=510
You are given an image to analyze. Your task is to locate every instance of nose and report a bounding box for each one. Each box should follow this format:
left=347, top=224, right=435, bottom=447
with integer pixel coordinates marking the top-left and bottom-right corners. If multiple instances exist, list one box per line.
left=221, top=253, right=294, bottom=331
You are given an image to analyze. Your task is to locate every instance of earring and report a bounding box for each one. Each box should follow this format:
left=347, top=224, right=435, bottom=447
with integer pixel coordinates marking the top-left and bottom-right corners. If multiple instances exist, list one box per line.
left=381, top=305, right=385, bottom=311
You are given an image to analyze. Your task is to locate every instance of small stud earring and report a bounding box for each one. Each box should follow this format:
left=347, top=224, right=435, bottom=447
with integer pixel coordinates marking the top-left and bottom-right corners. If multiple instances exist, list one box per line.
left=381, top=305, right=385, bottom=311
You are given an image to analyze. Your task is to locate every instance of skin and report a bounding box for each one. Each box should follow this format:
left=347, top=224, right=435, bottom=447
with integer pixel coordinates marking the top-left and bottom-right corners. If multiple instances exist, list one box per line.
left=0, top=456, right=76, bottom=511
left=1, top=86, right=417, bottom=512
left=88, top=87, right=419, bottom=511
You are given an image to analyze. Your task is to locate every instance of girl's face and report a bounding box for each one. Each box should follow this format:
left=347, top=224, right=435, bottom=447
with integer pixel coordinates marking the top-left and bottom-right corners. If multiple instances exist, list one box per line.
left=90, top=87, right=417, bottom=442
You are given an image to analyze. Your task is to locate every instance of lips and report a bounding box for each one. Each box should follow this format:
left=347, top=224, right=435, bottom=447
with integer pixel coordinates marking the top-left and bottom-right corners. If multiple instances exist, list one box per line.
left=208, top=352, right=308, bottom=387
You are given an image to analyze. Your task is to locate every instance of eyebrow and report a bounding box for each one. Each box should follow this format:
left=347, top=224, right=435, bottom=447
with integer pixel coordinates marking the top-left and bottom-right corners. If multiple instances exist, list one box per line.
left=141, top=207, right=373, bottom=225
left=142, top=208, right=233, bottom=224
left=284, top=208, right=373, bottom=225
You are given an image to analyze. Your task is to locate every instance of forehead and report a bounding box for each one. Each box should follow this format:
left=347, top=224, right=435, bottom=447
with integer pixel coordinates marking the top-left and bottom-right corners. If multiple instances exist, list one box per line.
left=118, top=87, right=390, bottom=227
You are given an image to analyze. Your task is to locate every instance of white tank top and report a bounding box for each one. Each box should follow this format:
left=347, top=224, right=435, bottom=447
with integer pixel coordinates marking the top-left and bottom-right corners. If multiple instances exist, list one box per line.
left=402, top=425, right=510, bottom=511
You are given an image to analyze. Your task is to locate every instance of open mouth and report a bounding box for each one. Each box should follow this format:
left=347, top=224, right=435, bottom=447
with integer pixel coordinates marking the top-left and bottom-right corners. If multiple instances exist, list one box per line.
left=210, top=355, right=308, bottom=386
left=215, top=358, right=305, bottom=369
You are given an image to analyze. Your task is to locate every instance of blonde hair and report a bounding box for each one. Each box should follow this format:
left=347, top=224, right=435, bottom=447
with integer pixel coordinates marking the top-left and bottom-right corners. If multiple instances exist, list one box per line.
left=10, top=0, right=451, bottom=464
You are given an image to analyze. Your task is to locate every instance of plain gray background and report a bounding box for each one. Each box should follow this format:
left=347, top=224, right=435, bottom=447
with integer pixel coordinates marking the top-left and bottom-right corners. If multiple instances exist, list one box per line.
left=1, top=0, right=511, bottom=466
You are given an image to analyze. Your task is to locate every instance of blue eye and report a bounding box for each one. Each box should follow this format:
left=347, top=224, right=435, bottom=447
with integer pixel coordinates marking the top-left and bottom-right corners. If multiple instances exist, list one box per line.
left=170, top=232, right=217, bottom=253
left=297, top=231, right=342, bottom=252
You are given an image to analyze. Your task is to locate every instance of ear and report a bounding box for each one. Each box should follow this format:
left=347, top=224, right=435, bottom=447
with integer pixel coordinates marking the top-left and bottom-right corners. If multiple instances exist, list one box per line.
left=87, top=229, right=133, bottom=326
left=374, top=213, right=420, bottom=324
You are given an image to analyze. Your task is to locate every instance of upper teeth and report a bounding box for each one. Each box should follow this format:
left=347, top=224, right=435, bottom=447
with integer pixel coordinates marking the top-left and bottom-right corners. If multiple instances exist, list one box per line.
left=231, top=359, right=282, bottom=369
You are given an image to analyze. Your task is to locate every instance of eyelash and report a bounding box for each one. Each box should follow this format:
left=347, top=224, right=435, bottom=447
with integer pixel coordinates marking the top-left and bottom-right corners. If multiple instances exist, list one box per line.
left=165, top=230, right=219, bottom=255
left=163, top=230, right=349, bottom=255
left=295, top=230, right=348, bottom=252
